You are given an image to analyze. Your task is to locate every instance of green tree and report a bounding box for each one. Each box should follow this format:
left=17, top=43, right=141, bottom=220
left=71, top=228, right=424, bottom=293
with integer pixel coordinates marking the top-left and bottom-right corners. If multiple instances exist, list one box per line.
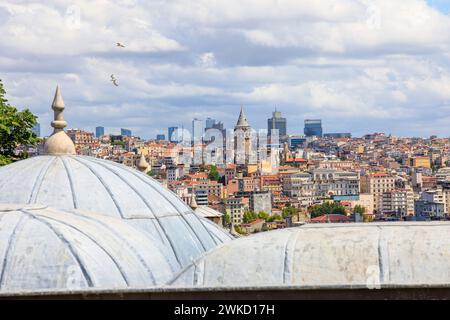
left=223, top=213, right=231, bottom=226
left=257, top=211, right=270, bottom=221
left=282, top=206, right=299, bottom=218
left=208, top=165, right=220, bottom=181
left=147, top=170, right=158, bottom=177
left=267, top=214, right=283, bottom=222
left=353, top=205, right=366, bottom=215
left=112, top=140, right=125, bottom=147
left=0, top=80, right=37, bottom=165
left=308, top=202, right=347, bottom=219
left=243, top=211, right=258, bottom=223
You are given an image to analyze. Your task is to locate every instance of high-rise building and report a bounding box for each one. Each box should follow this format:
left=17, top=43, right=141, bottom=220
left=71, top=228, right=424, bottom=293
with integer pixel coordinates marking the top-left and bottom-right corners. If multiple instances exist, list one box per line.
left=121, top=128, right=132, bottom=137
left=32, top=123, right=40, bottom=138
left=192, top=118, right=204, bottom=143
left=304, top=119, right=323, bottom=137
left=156, top=134, right=165, bottom=141
left=205, top=118, right=216, bottom=130
left=95, top=126, right=104, bottom=138
left=268, top=110, right=287, bottom=142
left=168, top=126, right=178, bottom=142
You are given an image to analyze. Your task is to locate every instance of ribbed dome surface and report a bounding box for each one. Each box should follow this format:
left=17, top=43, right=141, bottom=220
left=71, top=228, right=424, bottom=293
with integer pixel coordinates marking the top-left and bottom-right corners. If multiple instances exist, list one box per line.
left=0, top=204, right=177, bottom=292
left=170, top=222, right=450, bottom=288
left=0, top=155, right=233, bottom=269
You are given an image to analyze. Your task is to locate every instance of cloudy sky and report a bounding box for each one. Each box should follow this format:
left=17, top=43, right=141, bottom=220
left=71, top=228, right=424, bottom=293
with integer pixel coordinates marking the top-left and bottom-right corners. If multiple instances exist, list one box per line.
left=0, top=0, right=450, bottom=138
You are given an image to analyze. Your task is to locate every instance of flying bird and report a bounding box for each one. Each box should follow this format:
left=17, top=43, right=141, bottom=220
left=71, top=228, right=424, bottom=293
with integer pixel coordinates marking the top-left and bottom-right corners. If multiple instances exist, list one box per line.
left=116, top=42, right=126, bottom=48
left=110, top=74, right=119, bottom=87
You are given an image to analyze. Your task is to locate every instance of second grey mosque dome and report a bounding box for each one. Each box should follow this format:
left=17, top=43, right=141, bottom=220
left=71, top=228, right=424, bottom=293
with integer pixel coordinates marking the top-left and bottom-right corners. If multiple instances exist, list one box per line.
left=170, top=223, right=450, bottom=289
left=0, top=204, right=177, bottom=292
left=0, top=86, right=233, bottom=270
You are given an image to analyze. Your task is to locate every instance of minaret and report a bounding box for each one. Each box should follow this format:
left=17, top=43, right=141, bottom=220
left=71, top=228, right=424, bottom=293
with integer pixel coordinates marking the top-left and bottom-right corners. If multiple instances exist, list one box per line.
left=43, top=86, right=76, bottom=155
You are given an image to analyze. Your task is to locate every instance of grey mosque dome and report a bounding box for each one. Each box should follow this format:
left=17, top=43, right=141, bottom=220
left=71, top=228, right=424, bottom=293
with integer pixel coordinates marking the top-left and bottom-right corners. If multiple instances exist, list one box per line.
left=0, top=204, right=177, bottom=292
left=170, top=222, right=450, bottom=289
left=0, top=86, right=233, bottom=271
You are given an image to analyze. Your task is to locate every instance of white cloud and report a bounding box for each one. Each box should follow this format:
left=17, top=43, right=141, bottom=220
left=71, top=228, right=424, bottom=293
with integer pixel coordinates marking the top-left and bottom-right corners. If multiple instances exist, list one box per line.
left=0, top=0, right=450, bottom=138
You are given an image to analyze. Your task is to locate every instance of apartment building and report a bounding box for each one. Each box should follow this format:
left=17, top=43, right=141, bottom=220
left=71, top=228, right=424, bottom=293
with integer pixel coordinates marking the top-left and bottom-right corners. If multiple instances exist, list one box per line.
left=282, top=173, right=314, bottom=206
left=313, top=169, right=360, bottom=198
left=361, top=173, right=396, bottom=213
left=381, top=188, right=415, bottom=216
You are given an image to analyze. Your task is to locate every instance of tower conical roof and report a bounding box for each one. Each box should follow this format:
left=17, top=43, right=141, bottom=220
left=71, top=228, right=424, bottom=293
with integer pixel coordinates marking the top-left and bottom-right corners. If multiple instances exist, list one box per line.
left=235, top=106, right=250, bottom=128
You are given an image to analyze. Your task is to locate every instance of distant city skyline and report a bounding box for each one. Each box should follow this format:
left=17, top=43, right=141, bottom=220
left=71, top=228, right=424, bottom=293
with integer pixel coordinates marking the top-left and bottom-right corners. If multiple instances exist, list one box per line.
left=1, top=1, right=450, bottom=139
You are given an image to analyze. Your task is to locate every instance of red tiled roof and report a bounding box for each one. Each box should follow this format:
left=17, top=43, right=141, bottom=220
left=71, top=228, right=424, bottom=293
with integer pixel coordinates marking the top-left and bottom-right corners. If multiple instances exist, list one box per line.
left=311, top=214, right=350, bottom=223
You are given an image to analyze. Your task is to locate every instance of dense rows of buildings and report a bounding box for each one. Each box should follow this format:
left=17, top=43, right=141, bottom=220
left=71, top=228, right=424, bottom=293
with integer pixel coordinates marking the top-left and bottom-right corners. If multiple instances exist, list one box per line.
left=28, top=108, right=450, bottom=235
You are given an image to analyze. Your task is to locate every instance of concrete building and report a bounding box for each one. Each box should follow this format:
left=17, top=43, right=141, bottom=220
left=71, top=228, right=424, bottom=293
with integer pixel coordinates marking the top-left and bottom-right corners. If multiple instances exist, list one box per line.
left=361, top=173, right=396, bottom=213
left=66, top=128, right=97, bottom=153
left=282, top=172, right=314, bottom=206
left=250, top=192, right=272, bottom=214
left=415, top=201, right=445, bottom=218
left=313, top=169, right=360, bottom=197
left=223, top=197, right=246, bottom=224
left=410, top=156, right=431, bottom=169
left=381, top=188, right=415, bottom=217
left=195, top=189, right=209, bottom=206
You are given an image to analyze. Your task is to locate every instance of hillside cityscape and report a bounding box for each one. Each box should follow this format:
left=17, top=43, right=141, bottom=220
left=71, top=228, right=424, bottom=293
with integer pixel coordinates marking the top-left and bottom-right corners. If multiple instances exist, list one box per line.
left=24, top=107, right=450, bottom=235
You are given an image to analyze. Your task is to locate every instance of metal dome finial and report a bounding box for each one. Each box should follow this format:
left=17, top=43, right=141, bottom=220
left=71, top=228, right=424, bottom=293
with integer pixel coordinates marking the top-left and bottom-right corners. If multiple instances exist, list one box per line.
left=190, top=193, right=198, bottom=209
left=137, top=152, right=149, bottom=172
left=43, top=86, right=76, bottom=155
left=51, top=85, right=67, bottom=131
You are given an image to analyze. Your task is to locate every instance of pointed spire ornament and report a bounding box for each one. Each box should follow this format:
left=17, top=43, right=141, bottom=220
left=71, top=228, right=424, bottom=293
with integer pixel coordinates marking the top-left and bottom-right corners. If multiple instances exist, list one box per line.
left=137, top=152, right=149, bottom=172
left=43, top=86, right=76, bottom=155
left=190, top=192, right=198, bottom=210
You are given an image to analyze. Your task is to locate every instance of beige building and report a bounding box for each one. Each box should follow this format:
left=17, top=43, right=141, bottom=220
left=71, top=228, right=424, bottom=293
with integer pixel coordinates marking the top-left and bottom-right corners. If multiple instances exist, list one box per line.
left=347, top=193, right=374, bottom=215
left=222, top=197, right=246, bottom=224
left=361, top=173, right=396, bottom=213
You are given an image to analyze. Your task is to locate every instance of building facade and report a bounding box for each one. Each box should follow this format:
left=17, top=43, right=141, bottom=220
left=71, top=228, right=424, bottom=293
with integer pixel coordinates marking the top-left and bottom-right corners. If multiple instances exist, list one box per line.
left=304, top=119, right=323, bottom=137
left=268, top=110, right=287, bottom=143
left=95, top=126, right=105, bottom=138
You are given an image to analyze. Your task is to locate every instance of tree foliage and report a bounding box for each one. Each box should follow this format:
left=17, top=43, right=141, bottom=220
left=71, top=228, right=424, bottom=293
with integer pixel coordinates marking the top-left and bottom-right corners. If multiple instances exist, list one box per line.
left=282, top=206, right=299, bottom=218
left=208, top=165, right=220, bottom=181
left=223, top=212, right=231, bottom=226
left=308, top=202, right=347, bottom=218
left=267, top=214, right=283, bottom=222
left=353, top=205, right=366, bottom=215
left=0, top=79, right=37, bottom=164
